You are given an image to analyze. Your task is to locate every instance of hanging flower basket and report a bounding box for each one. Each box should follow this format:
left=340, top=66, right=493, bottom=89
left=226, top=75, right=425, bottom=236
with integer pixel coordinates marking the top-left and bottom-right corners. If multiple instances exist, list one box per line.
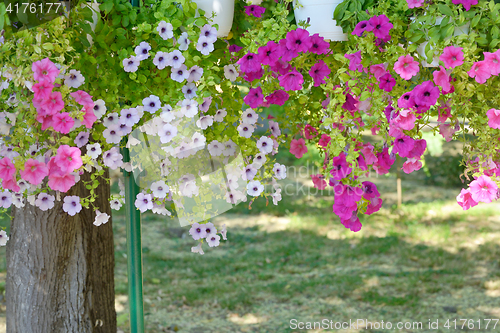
left=193, top=0, right=235, bottom=37
left=293, top=0, right=348, bottom=41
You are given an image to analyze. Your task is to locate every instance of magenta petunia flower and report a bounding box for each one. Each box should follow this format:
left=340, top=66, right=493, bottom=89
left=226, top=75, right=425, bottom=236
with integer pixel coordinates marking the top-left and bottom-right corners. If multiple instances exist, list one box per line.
left=486, top=108, right=500, bottom=129
left=362, top=181, right=380, bottom=200
left=368, top=15, right=393, bottom=40
left=440, top=46, right=464, bottom=69
left=484, top=50, right=500, bottom=75
left=309, top=60, right=330, bottom=87
left=468, top=61, right=492, bottom=84
left=266, top=90, right=289, bottom=106
left=330, top=153, right=352, bottom=180
left=408, top=138, right=427, bottom=158
left=393, top=55, right=419, bottom=80
left=237, top=53, right=261, bottom=73
left=345, top=51, right=364, bottom=72
left=456, top=188, right=478, bottom=210
left=333, top=200, right=357, bottom=220
left=244, top=5, right=266, bottom=18
left=278, top=39, right=298, bottom=62
left=469, top=175, right=498, bottom=203
left=20, top=159, right=49, bottom=185
left=402, top=157, right=422, bottom=174
left=318, top=134, right=331, bottom=147
left=229, top=44, right=243, bottom=53
left=290, top=138, right=308, bottom=158
left=52, top=112, right=75, bottom=134
left=393, top=135, right=415, bottom=158
left=432, top=66, right=451, bottom=92
left=32, top=58, right=60, bottom=83
left=352, top=20, right=373, bottom=37
left=244, top=86, right=264, bottom=108
left=309, top=34, right=330, bottom=54
left=285, top=28, right=312, bottom=54
left=278, top=69, right=304, bottom=91
left=413, top=80, right=440, bottom=107
left=243, top=67, right=264, bottom=82
left=451, top=0, right=478, bottom=11
left=378, top=72, right=396, bottom=92
left=365, top=196, right=383, bottom=215
left=335, top=184, right=362, bottom=207
left=407, top=0, right=424, bottom=8
left=257, top=41, right=281, bottom=66
left=304, top=124, right=317, bottom=139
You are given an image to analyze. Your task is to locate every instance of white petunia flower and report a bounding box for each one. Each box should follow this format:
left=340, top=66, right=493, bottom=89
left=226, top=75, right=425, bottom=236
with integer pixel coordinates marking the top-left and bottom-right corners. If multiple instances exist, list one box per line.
left=196, top=36, right=214, bottom=56
left=120, top=108, right=140, bottom=127
left=222, top=140, right=237, bottom=156
left=187, top=66, right=204, bottom=83
left=86, top=143, right=102, bottom=159
left=110, top=199, right=123, bottom=210
left=214, top=109, right=227, bottom=122
left=196, top=115, right=213, bottom=129
left=182, top=83, right=197, bottom=99
left=0, top=191, right=12, bottom=208
left=256, top=136, right=273, bottom=154
left=63, top=195, right=82, bottom=216
left=157, top=21, right=174, bottom=40
left=191, top=132, right=206, bottom=150
left=103, top=125, right=123, bottom=144
left=135, top=193, right=153, bottom=213
left=242, top=165, right=258, bottom=181
left=93, top=99, right=107, bottom=119
left=134, top=41, right=151, bottom=60
left=271, top=188, right=282, bottom=205
left=189, top=222, right=207, bottom=240
left=94, top=210, right=110, bottom=226
left=252, top=153, right=267, bottom=168
left=207, top=140, right=224, bottom=156
left=35, top=193, right=55, bottom=211
left=191, top=242, right=204, bottom=255
left=180, top=99, right=198, bottom=118
left=0, top=230, right=9, bottom=246
left=220, top=224, right=227, bottom=240
left=12, top=193, right=25, bottom=208
left=74, top=131, right=90, bottom=148
left=103, top=112, right=120, bottom=127
left=123, top=56, right=140, bottom=72
left=159, top=123, right=178, bottom=143
left=171, top=65, right=189, bottom=83
left=241, top=108, right=258, bottom=125
left=224, top=64, right=239, bottom=81
left=273, top=163, right=287, bottom=179
left=153, top=51, right=170, bottom=70
left=247, top=180, right=264, bottom=197
left=151, top=180, right=169, bottom=198
left=169, top=50, right=185, bottom=68
left=200, top=24, right=217, bottom=43
left=178, top=32, right=191, bottom=51
left=64, top=69, right=85, bottom=88
left=143, top=95, right=161, bottom=113
left=237, top=123, right=254, bottom=138
left=102, top=147, right=123, bottom=170
left=206, top=234, right=221, bottom=247
left=269, top=120, right=281, bottom=137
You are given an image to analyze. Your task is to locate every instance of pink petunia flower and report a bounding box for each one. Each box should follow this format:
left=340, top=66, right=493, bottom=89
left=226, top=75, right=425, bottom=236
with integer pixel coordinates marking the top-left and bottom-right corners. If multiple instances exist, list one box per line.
left=32, top=81, right=53, bottom=99
left=257, top=41, right=281, bottom=66
left=393, top=136, right=415, bottom=158
left=440, top=46, right=464, bottom=69
left=70, top=90, right=94, bottom=107
left=48, top=172, right=76, bottom=192
left=81, top=105, right=97, bottom=129
left=290, top=138, right=308, bottom=158
left=391, top=109, right=416, bottom=131
left=468, top=61, right=492, bottom=84
left=32, top=58, right=60, bottom=83
left=407, top=0, right=424, bottom=8
left=20, top=159, right=49, bottom=185
left=311, top=174, right=327, bottom=190
left=484, top=50, right=500, bottom=76
left=365, top=196, right=383, bottom=215
left=370, top=63, right=388, bottom=80
left=394, top=55, right=419, bottom=80
left=244, top=5, right=265, bottom=17
left=469, top=175, right=498, bottom=203
left=41, top=91, right=65, bottom=115
left=244, top=87, right=264, bottom=108
left=486, top=108, right=500, bottom=129
left=407, top=138, right=427, bottom=158
left=439, top=123, right=457, bottom=142
left=309, top=61, right=330, bottom=87
left=340, top=212, right=362, bottom=232
left=52, top=112, right=75, bottom=134
left=413, top=81, right=440, bottom=107
left=402, top=157, right=422, bottom=174
left=278, top=69, right=304, bottom=91
left=0, top=157, right=16, bottom=180
left=456, top=188, right=478, bottom=210
left=432, top=66, right=451, bottom=92
left=54, top=145, right=83, bottom=174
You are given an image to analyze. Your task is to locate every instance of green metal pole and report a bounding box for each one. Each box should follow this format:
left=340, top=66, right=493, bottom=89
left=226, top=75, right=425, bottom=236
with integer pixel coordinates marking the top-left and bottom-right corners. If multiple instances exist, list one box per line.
left=121, top=144, right=144, bottom=333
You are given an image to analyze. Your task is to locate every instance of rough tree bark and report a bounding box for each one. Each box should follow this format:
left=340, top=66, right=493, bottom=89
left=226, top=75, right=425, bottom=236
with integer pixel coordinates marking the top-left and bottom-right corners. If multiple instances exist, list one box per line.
left=5, top=170, right=116, bottom=333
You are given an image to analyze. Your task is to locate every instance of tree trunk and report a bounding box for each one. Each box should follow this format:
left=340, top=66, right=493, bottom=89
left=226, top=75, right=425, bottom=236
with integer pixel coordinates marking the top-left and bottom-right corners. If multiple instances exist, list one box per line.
left=5, top=170, right=117, bottom=333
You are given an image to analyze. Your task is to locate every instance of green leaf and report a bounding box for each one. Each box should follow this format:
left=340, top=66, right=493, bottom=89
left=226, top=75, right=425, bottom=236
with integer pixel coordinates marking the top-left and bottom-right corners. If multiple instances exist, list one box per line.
left=100, top=1, right=114, bottom=14
left=437, top=4, right=453, bottom=17
left=489, top=38, right=499, bottom=48
left=492, top=25, right=500, bottom=39
left=129, top=10, right=137, bottom=23
left=409, top=32, right=424, bottom=42
left=333, top=0, right=349, bottom=21
left=81, top=22, right=93, bottom=35
left=112, top=14, right=121, bottom=26
left=471, top=14, right=481, bottom=28
left=122, top=15, right=129, bottom=27
left=42, top=43, right=54, bottom=50
left=138, top=74, right=147, bottom=83
left=171, top=18, right=182, bottom=28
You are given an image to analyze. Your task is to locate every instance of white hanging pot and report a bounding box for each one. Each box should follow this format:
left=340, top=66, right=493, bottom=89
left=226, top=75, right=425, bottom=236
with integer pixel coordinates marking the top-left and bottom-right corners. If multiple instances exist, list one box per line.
left=192, top=0, right=235, bottom=37
left=293, top=0, right=347, bottom=42
left=414, top=16, right=470, bottom=67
